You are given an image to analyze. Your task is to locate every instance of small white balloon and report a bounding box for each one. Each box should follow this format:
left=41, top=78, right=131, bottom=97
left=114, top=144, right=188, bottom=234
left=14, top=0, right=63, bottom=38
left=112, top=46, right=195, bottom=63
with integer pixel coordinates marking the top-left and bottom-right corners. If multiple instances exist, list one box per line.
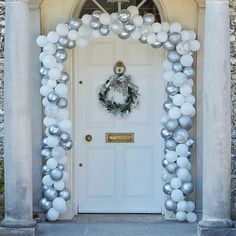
left=161, top=22, right=170, bottom=32
left=162, top=60, right=173, bottom=71
left=152, top=22, right=162, bottom=33
left=185, top=95, right=195, bottom=104
left=170, top=177, right=182, bottom=189
left=173, top=72, right=187, bottom=87
left=47, top=31, right=59, bottom=43
left=181, top=103, right=195, bottom=116
left=82, top=14, right=92, bottom=25
left=52, top=197, right=67, bottom=213
left=36, top=35, right=48, bottom=47
left=43, top=117, right=57, bottom=127
left=42, top=175, right=54, bottom=186
left=173, top=94, right=185, bottom=106
left=77, top=37, right=89, bottom=48
left=188, top=30, right=196, bottom=40
left=131, top=29, right=142, bottom=39
left=47, top=136, right=59, bottom=148
left=170, top=22, right=182, bottom=33
left=171, top=189, right=184, bottom=202
left=100, top=13, right=112, bottom=25
left=58, top=119, right=72, bottom=131
left=181, top=31, right=190, bottom=41
left=166, top=151, right=178, bottom=162
left=163, top=70, right=174, bottom=82
left=40, top=85, right=53, bottom=96
left=43, top=43, right=57, bottom=55
left=168, top=107, right=181, bottom=119
left=78, top=25, right=92, bottom=39
left=46, top=158, right=58, bottom=169
left=176, top=211, right=187, bottom=221
left=39, top=52, right=47, bottom=62
left=55, top=84, right=68, bottom=96
left=48, top=68, right=61, bottom=80
left=57, top=156, right=68, bottom=165
left=162, top=171, right=174, bottom=182
left=185, top=79, right=194, bottom=87
left=62, top=171, right=69, bottom=181
left=187, top=201, right=195, bottom=212
left=177, top=157, right=191, bottom=169
left=68, top=30, right=79, bottom=41
left=133, top=15, right=143, bottom=27
left=180, top=55, right=193, bottom=67
left=54, top=181, right=65, bottom=191
left=147, top=32, right=156, bottom=44
left=56, top=23, right=69, bottom=36
left=58, top=109, right=69, bottom=120
left=157, top=31, right=168, bottom=42
left=177, top=200, right=188, bottom=211
left=189, top=40, right=200, bottom=51
left=52, top=146, right=65, bottom=160
left=186, top=212, right=197, bottom=223
left=180, top=85, right=192, bottom=97
left=127, top=5, right=139, bottom=18
left=46, top=208, right=59, bottom=221
left=176, top=144, right=188, bottom=156
left=177, top=168, right=191, bottom=181
left=47, top=79, right=57, bottom=88
left=92, top=30, right=101, bottom=38
left=43, top=55, right=57, bottom=69
left=56, top=63, right=64, bottom=72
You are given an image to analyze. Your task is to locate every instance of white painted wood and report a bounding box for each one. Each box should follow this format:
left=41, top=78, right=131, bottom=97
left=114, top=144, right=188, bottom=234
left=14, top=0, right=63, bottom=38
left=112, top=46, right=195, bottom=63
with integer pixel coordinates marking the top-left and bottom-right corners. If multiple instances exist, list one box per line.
left=75, top=35, right=164, bottom=213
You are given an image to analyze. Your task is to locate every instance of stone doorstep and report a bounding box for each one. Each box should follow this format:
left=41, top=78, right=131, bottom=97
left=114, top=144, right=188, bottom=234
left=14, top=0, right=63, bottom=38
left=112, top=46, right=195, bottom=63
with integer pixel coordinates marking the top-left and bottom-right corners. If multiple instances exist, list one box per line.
left=198, top=227, right=236, bottom=236
left=0, top=226, right=36, bottom=236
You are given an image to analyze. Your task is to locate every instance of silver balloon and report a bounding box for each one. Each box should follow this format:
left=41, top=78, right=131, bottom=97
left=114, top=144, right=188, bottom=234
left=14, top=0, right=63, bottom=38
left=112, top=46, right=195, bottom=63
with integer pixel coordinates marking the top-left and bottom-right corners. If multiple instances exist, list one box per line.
left=68, top=17, right=82, bottom=30
left=47, top=92, right=59, bottom=103
left=165, top=162, right=178, bottom=174
left=50, top=168, right=63, bottom=181
left=187, top=151, right=191, bottom=159
left=49, top=124, right=61, bottom=136
left=60, top=140, right=73, bottom=150
left=172, top=62, right=183, bottom=72
left=162, top=158, right=169, bottom=168
left=169, top=32, right=181, bottom=45
left=186, top=138, right=194, bottom=150
left=165, top=119, right=179, bottom=132
left=56, top=44, right=65, bottom=50
left=57, top=97, right=68, bottom=108
left=139, top=35, right=148, bottom=44
left=176, top=41, right=191, bottom=55
left=57, top=164, right=64, bottom=171
left=59, top=131, right=70, bottom=142
left=178, top=116, right=192, bottom=130
left=59, top=189, right=71, bottom=201
left=58, top=36, right=69, bottom=47
left=183, top=67, right=195, bottom=79
left=39, top=198, right=52, bottom=212
left=161, top=128, right=173, bottom=139
left=173, top=128, right=189, bottom=144
left=90, top=19, right=101, bottom=30
left=109, top=20, right=123, bottom=34
left=42, top=165, right=50, bottom=175
left=44, top=187, right=58, bottom=201
left=143, top=13, right=155, bottom=24
left=163, top=183, right=173, bottom=195
left=92, top=10, right=102, bottom=20
left=151, top=40, right=162, bottom=49
left=42, top=137, right=49, bottom=148
left=167, top=51, right=180, bottom=63
left=41, top=149, right=52, bottom=160
left=118, top=31, right=130, bottom=40
left=66, top=40, right=76, bottom=49
left=99, top=25, right=110, bottom=36
left=40, top=67, right=48, bottom=76
left=118, top=9, right=130, bottom=23
left=163, top=100, right=174, bottom=111
left=164, top=198, right=177, bottom=211
left=123, top=21, right=136, bottom=33
left=165, top=139, right=177, bottom=151
left=42, top=184, right=50, bottom=192
left=166, top=83, right=179, bottom=95
left=163, top=41, right=175, bottom=51
left=181, top=181, right=194, bottom=195
left=55, top=50, right=68, bottom=63
left=58, top=72, right=69, bottom=84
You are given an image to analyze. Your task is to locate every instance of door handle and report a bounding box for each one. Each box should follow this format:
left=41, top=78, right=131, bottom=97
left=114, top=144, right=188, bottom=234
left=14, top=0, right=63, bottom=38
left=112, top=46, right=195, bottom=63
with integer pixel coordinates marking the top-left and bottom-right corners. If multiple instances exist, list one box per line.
left=85, top=134, right=92, bottom=142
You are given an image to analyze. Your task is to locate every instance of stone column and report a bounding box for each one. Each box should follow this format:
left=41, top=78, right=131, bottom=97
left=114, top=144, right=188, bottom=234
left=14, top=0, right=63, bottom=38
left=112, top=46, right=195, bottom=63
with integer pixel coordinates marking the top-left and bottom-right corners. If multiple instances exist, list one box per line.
left=0, top=0, right=36, bottom=235
left=198, top=0, right=234, bottom=235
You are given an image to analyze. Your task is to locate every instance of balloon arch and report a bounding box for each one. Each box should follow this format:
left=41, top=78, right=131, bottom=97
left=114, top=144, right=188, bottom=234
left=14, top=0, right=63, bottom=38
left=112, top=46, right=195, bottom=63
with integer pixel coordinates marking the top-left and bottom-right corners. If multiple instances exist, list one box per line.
left=36, top=6, right=200, bottom=223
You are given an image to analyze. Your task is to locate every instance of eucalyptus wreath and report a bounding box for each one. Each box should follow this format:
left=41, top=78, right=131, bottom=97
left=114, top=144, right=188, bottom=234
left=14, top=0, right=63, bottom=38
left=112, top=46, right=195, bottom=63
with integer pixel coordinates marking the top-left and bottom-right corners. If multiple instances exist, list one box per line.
left=98, top=74, right=140, bottom=116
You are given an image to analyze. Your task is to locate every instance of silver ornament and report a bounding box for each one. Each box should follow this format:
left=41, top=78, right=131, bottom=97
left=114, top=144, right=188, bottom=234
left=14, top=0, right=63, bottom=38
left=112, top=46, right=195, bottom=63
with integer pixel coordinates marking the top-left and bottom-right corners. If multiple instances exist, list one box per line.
left=166, top=83, right=179, bottom=95
left=163, top=100, right=174, bottom=112
left=41, top=149, right=52, bottom=160
left=173, top=128, right=189, bottom=144
left=139, top=35, right=148, bottom=44
left=99, top=25, right=110, bottom=36
left=59, top=189, right=71, bottom=201
left=167, top=51, right=180, bottom=63
left=118, top=9, right=130, bottom=23
left=47, top=92, right=59, bottom=103
left=183, top=67, right=195, bottom=79
left=58, top=36, right=69, bottom=47
left=48, top=124, right=61, bottom=136
left=60, top=140, right=73, bottom=150
left=181, top=181, right=194, bottom=195
left=165, top=162, right=178, bottom=174
left=57, top=164, right=64, bottom=171
left=163, top=183, right=173, bottom=195
left=42, top=184, right=50, bottom=192
left=176, top=41, right=191, bottom=55
left=118, top=31, right=130, bottom=40
left=42, top=137, right=49, bottom=148
left=66, top=40, right=76, bottom=49
left=123, top=21, right=136, bottom=33
left=40, top=67, right=48, bottom=76
left=169, top=32, right=181, bottom=45
left=164, top=198, right=177, bottom=211
left=109, top=20, right=123, bottom=35
left=172, top=62, right=183, bottom=72
left=39, top=198, right=52, bottom=212
left=42, top=165, right=50, bottom=176
left=58, top=72, right=69, bottom=84
left=55, top=50, right=68, bottom=63
left=90, top=19, right=101, bottom=30
left=44, top=187, right=58, bottom=201
left=166, top=119, right=179, bottom=132
left=151, top=40, right=162, bottom=49
left=57, top=97, right=68, bottom=108
left=68, top=17, right=82, bottom=30
left=161, top=128, right=173, bottom=139
left=178, top=116, right=193, bottom=130
left=143, top=13, right=155, bottom=24
left=50, top=168, right=63, bottom=181
left=165, top=139, right=177, bottom=151
left=162, top=158, right=169, bottom=168
left=163, top=41, right=175, bottom=51
left=92, top=10, right=102, bottom=20
left=59, top=131, right=70, bottom=142
left=186, top=138, right=194, bottom=150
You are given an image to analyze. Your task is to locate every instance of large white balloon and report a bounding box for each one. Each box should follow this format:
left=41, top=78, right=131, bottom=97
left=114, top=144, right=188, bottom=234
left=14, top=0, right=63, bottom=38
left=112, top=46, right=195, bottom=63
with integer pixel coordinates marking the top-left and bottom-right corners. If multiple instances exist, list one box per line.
left=177, top=168, right=192, bottom=181
left=56, top=23, right=69, bottom=36
left=157, top=31, right=168, bottom=42
left=55, top=84, right=68, bottom=96
left=48, top=68, right=61, bottom=80
left=171, top=189, right=184, bottom=202
left=46, top=158, right=58, bottom=169
left=162, top=60, right=173, bottom=71
left=173, top=94, right=185, bottom=106
left=58, top=120, right=72, bottom=132
left=133, top=15, right=143, bottom=27
left=57, top=156, right=68, bottom=165
left=42, top=175, right=54, bottom=186
left=187, top=201, right=195, bottom=212
left=177, top=157, right=191, bottom=169
left=54, top=180, right=65, bottom=191
left=46, top=208, right=59, bottom=221
left=43, top=43, right=57, bottom=55
left=166, top=151, right=178, bottom=162
left=47, top=31, right=59, bottom=43
left=127, top=6, right=139, bottom=18
left=180, top=55, right=193, bottom=67
left=43, top=55, right=57, bottom=69
left=170, top=22, right=182, bottom=33
left=185, top=95, right=195, bottom=104
left=36, top=35, right=48, bottom=47
left=68, top=30, right=79, bottom=41
left=177, top=200, right=188, bottom=211
left=100, top=13, right=112, bottom=25
left=176, top=211, right=186, bottom=221
left=163, top=70, right=174, bottom=82
left=40, top=85, right=53, bottom=96
left=52, top=197, right=67, bottom=214
left=175, top=144, right=188, bottom=156
left=189, top=40, right=200, bottom=51
left=82, top=14, right=92, bottom=25
left=168, top=107, right=181, bottom=119
left=46, top=135, right=60, bottom=148
left=52, top=146, right=66, bottom=160
left=161, top=22, right=170, bottom=32
left=180, top=103, right=195, bottom=116
left=152, top=22, right=162, bottom=33
left=186, top=212, right=197, bottom=223
left=170, top=177, right=182, bottom=189
left=180, top=85, right=192, bottom=97
left=43, top=117, right=57, bottom=127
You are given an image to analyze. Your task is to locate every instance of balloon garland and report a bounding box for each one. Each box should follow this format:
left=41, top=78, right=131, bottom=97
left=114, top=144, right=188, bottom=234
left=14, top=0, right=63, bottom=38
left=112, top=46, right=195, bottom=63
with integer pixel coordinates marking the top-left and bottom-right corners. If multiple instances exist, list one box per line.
left=36, top=5, right=200, bottom=222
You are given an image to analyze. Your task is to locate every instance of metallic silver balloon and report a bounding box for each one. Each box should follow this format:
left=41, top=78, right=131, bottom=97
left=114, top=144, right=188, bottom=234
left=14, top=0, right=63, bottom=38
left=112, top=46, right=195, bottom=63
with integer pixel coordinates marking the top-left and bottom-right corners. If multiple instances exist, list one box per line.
left=42, top=184, right=50, bottom=192
left=161, top=128, right=173, bottom=139
left=151, top=40, right=162, bottom=49
left=41, top=148, right=52, bottom=160
left=163, top=183, right=173, bottom=195
left=58, top=36, right=69, bottom=47
left=56, top=44, right=65, bottom=50
left=44, top=187, right=58, bottom=201
left=165, top=139, right=177, bottom=151
left=118, top=31, right=130, bottom=40
left=143, top=13, right=155, bottom=24
left=118, top=9, right=130, bottom=23
left=139, top=35, right=148, bottom=44
left=57, top=164, right=64, bottom=171
left=166, top=83, right=179, bottom=96
left=165, top=162, right=178, bottom=174
left=68, top=17, right=82, bottom=30
left=60, top=140, right=73, bottom=150
left=92, top=10, right=102, bottom=20
left=49, top=124, right=61, bottom=136
left=124, top=21, right=136, bottom=33
left=186, top=138, right=194, bottom=150
left=40, top=67, right=48, bottom=76
left=57, top=97, right=68, bottom=108
left=167, top=51, right=180, bottom=63
left=50, top=168, right=63, bottom=181
left=163, top=100, right=174, bottom=111
left=163, top=41, right=175, bottom=51
left=39, top=198, right=52, bottom=212
left=169, top=32, right=181, bottom=45
left=164, top=198, right=177, bottom=211
left=59, top=131, right=70, bottom=142
left=90, top=19, right=101, bottom=30
left=173, top=128, right=189, bottom=144
left=181, top=181, right=194, bottom=195
left=162, top=158, right=169, bottom=168
left=178, top=116, right=193, bottom=130
left=59, top=189, right=71, bottom=201
left=58, top=72, right=69, bottom=84
left=66, top=40, right=76, bottom=49
left=42, top=137, right=49, bottom=148
left=42, top=165, right=50, bottom=176
left=172, top=62, right=183, bottom=72
left=47, top=92, right=59, bottom=103
left=55, top=50, right=68, bottom=63
left=99, top=25, right=110, bottom=36
left=183, top=67, right=195, bottom=79
left=165, top=119, right=179, bottom=132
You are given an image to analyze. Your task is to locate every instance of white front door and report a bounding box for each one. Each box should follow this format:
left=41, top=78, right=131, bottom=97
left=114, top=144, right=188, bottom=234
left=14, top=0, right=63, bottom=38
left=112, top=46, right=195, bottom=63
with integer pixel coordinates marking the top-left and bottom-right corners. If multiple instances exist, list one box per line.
left=75, top=35, right=164, bottom=213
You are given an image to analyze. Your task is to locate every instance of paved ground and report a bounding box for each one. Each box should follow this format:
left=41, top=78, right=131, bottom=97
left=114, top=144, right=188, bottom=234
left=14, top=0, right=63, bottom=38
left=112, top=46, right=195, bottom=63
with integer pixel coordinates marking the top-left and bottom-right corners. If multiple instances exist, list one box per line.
left=37, top=214, right=197, bottom=236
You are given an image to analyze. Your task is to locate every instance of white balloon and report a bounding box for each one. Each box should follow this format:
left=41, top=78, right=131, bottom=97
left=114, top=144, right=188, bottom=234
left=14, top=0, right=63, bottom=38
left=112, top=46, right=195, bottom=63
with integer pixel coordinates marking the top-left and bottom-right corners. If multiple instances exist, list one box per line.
left=186, top=212, right=197, bottom=223
left=43, top=117, right=57, bottom=127
left=57, top=156, right=68, bottom=165
left=52, top=197, right=67, bottom=214
left=127, top=5, right=139, bottom=18
left=58, top=109, right=69, bottom=120
left=176, top=144, right=188, bottom=156
left=47, top=79, right=57, bottom=88
left=45, top=105, right=59, bottom=118
left=42, top=175, right=54, bottom=186
left=100, top=13, right=111, bottom=25
left=166, top=151, right=178, bottom=162
left=52, top=146, right=65, bottom=160
left=168, top=107, right=181, bottom=119
left=177, top=157, right=191, bottom=169
left=170, top=177, right=182, bottom=189
left=171, top=189, right=184, bottom=202
left=177, top=200, right=188, bottom=211
left=185, top=79, right=194, bottom=87
left=47, top=31, right=59, bottom=43
left=180, top=85, right=192, bottom=97
left=157, top=31, right=168, bottom=42
left=68, top=30, right=79, bottom=41
left=54, top=181, right=65, bottom=191
left=56, top=63, right=64, bottom=71
left=36, top=35, right=48, bottom=47
left=176, top=211, right=187, bottom=221
left=187, top=201, right=195, bottom=212
left=161, top=113, right=169, bottom=126
left=39, top=52, right=47, bottom=62
left=131, top=29, right=142, bottom=39
left=173, top=94, right=185, bottom=106
left=62, top=171, right=69, bottom=181
left=133, top=15, right=143, bottom=27
left=46, top=158, right=58, bottom=169
left=162, top=60, right=173, bottom=71
left=111, top=13, right=118, bottom=20
left=82, top=14, right=92, bottom=25
left=170, top=22, right=182, bottom=33
left=161, top=22, right=170, bottom=32
left=56, top=23, right=69, bottom=36
left=77, top=38, right=89, bottom=48
left=161, top=171, right=174, bottom=182
left=177, top=168, right=191, bottom=181
left=48, top=68, right=61, bottom=80
left=40, top=85, right=53, bottom=96
left=78, top=25, right=92, bottom=38
left=58, top=119, right=72, bottom=131
left=152, top=22, right=162, bottom=33
left=189, top=40, right=200, bottom=51
left=47, top=136, right=59, bottom=148
left=163, top=70, right=174, bottom=82
left=46, top=208, right=59, bottom=221
left=181, top=31, right=190, bottom=41
left=92, top=30, right=101, bottom=38
left=188, top=31, right=196, bottom=40
left=185, top=95, right=195, bottom=104
left=180, top=103, right=195, bottom=116
left=55, top=84, right=68, bottom=96
left=43, top=55, right=57, bottom=68
left=180, top=55, right=193, bottom=67
left=173, top=72, right=187, bottom=87
left=43, top=43, right=57, bottom=55
left=147, top=32, right=156, bottom=44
